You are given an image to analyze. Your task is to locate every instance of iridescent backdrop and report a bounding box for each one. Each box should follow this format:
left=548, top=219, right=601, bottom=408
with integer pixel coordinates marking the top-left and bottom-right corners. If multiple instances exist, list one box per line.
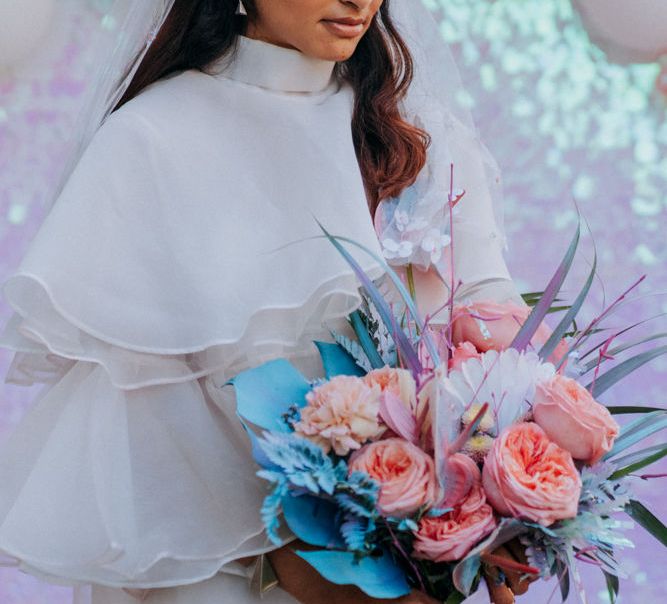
left=0, top=0, right=665, bottom=602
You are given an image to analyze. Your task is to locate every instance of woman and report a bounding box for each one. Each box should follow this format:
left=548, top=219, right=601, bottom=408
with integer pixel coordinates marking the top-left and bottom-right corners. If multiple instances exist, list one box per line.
left=0, top=1, right=525, bottom=603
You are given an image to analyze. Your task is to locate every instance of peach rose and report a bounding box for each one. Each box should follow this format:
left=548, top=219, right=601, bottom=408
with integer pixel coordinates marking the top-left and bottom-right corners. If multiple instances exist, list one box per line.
left=293, top=376, right=383, bottom=456
left=413, top=454, right=497, bottom=562
left=349, top=438, right=438, bottom=517
left=482, top=423, right=581, bottom=526
left=363, top=367, right=417, bottom=410
left=448, top=342, right=482, bottom=371
left=533, top=375, right=619, bottom=465
left=452, top=301, right=569, bottom=367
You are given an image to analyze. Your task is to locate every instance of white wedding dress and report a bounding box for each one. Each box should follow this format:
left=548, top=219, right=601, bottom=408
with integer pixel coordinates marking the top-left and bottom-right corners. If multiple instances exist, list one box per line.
left=0, top=35, right=515, bottom=604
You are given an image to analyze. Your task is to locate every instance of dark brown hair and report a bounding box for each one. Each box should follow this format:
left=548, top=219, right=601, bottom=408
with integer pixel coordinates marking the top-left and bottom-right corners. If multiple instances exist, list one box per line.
left=114, top=0, right=430, bottom=215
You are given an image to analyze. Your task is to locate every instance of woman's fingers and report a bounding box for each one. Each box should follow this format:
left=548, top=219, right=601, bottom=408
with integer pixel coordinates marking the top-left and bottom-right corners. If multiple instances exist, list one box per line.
left=500, top=540, right=540, bottom=595
left=491, top=545, right=531, bottom=596
left=396, top=590, right=440, bottom=603
left=122, top=589, right=153, bottom=601
left=483, top=567, right=515, bottom=604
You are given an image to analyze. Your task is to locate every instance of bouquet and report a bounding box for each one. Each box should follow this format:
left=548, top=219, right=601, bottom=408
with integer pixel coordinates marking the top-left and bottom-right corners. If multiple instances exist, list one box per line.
left=230, top=221, right=667, bottom=603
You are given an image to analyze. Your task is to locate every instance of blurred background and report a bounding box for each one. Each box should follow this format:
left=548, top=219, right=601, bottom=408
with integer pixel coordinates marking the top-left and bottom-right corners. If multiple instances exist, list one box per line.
left=0, top=0, right=665, bottom=601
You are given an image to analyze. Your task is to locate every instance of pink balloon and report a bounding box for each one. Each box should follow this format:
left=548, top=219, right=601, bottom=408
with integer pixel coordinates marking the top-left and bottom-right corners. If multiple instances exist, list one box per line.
left=573, top=0, right=667, bottom=63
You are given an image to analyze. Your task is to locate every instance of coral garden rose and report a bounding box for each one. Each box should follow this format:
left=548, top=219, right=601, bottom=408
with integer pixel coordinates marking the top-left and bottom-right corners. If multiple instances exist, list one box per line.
left=363, top=367, right=417, bottom=410
left=448, top=342, right=482, bottom=371
left=533, top=375, right=619, bottom=465
left=482, top=423, right=582, bottom=526
left=452, top=301, right=569, bottom=367
left=413, top=454, right=497, bottom=562
left=293, top=375, right=383, bottom=456
left=349, top=438, right=438, bottom=517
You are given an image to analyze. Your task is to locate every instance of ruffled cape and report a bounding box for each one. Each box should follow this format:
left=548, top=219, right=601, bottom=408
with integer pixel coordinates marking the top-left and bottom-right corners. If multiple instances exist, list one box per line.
left=0, top=65, right=383, bottom=588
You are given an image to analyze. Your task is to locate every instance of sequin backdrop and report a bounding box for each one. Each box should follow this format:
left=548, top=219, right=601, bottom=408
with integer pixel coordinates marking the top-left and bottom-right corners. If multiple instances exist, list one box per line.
left=0, top=0, right=665, bottom=602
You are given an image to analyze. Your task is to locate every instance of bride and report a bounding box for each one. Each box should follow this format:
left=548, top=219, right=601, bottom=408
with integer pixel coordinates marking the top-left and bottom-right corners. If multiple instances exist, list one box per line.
left=0, top=0, right=528, bottom=602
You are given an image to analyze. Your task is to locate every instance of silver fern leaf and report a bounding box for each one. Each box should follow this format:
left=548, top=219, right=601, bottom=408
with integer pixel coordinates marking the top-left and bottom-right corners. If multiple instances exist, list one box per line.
left=330, top=330, right=373, bottom=372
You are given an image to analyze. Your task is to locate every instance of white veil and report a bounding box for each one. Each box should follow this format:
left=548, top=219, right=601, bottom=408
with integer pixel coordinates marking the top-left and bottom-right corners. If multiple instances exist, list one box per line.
left=46, top=0, right=506, bottom=273
left=47, top=0, right=176, bottom=215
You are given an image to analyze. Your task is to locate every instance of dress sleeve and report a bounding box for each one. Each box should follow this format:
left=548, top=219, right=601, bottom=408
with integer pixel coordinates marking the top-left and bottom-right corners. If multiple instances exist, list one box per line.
left=377, top=112, right=523, bottom=320
left=443, top=114, right=513, bottom=289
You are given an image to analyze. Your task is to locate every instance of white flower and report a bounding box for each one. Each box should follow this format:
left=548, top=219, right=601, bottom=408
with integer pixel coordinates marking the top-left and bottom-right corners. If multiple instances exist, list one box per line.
left=405, top=216, right=429, bottom=232
left=420, top=228, right=452, bottom=263
left=440, top=349, right=556, bottom=433
left=382, top=238, right=414, bottom=260
left=394, top=210, right=410, bottom=232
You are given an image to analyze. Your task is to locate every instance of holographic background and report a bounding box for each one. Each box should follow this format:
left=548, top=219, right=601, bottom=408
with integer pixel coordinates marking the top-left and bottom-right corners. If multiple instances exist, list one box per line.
left=0, top=0, right=665, bottom=602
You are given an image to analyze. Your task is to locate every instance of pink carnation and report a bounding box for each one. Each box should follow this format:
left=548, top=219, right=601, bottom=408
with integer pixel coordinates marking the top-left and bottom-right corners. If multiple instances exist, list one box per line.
left=294, top=376, right=383, bottom=456
left=413, top=454, right=496, bottom=562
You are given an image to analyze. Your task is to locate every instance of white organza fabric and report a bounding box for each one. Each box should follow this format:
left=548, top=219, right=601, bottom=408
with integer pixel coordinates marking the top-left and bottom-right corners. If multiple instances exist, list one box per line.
left=373, top=1, right=509, bottom=280
left=0, top=32, right=516, bottom=604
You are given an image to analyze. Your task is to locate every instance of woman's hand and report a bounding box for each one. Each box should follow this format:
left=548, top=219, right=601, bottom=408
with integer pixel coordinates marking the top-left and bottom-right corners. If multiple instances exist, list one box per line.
left=482, top=539, right=540, bottom=604
left=395, top=592, right=441, bottom=604
left=267, top=543, right=439, bottom=604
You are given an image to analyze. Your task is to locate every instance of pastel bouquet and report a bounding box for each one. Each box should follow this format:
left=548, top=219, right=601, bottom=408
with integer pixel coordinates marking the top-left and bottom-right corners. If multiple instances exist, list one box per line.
left=230, top=222, right=667, bottom=603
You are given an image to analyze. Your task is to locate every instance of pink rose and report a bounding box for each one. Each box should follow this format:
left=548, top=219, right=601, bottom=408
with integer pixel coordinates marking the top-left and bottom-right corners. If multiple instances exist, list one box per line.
left=413, top=454, right=497, bottom=562
left=482, top=423, right=581, bottom=526
left=452, top=301, right=569, bottom=367
left=294, top=376, right=383, bottom=456
left=533, top=375, right=619, bottom=465
left=349, top=438, right=438, bottom=517
left=448, top=342, right=482, bottom=371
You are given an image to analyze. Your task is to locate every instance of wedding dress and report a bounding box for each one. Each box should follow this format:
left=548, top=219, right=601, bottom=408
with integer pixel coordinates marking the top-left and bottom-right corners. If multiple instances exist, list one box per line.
left=0, top=33, right=517, bottom=604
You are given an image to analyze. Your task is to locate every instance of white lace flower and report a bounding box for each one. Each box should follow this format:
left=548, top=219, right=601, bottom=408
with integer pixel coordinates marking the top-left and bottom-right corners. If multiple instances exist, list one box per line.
left=382, top=238, right=414, bottom=260
left=420, top=228, right=452, bottom=263
left=405, top=216, right=429, bottom=232
left=440, top=349, right=555, bottom=433
left=394, top=210, right=411, bottom=232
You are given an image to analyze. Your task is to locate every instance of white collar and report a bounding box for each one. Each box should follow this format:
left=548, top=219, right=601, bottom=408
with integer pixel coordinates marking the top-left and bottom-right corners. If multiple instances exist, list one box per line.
left=211, top=34, right=337, bottom=93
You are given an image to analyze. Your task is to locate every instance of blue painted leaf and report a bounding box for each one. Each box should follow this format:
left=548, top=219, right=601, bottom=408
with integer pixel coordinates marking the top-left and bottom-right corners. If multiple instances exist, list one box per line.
left=604, top=412, right=667, bottom=459
left=282, top=494, right=345, bottom=549
left=606, top=405, right=667, bottom=415
left=610, top=445, right=667, bottom=480
left=581, top=332, right=667, bottom=374
left=612, top=443, right=667, bottom=468
left=239, top=420, right=279, bottom=469
left=314, top=341, right=365, bottom=378
left=316, top=222, right=423, bottom=375
left=349, top=310, right=385, bottom=369
left=588, top=346, right=667, bottom=397
left=511, top=223, right=580, bottom=352
left=625, top=500, right=667, bottom=548
left=539, top=250, right=596, bottom=361
left=229, top=359, right=310, bottom=432
left=296, top=549, right=410, bottom=599
left=325, top=233, right=441, bottom=366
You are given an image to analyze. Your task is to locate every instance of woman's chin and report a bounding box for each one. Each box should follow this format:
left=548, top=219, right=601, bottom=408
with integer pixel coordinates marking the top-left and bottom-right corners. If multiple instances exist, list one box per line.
left=303, top=29, right=364, bottom=61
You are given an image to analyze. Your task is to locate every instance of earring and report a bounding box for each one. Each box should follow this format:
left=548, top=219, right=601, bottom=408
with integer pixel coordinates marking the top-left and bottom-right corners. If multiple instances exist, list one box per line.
left=236, top=0, right=247, bottom=15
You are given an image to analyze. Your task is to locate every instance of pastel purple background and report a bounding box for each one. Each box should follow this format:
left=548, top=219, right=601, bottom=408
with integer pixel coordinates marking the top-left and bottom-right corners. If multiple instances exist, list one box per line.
left=0, top=1, right=665, bottom=602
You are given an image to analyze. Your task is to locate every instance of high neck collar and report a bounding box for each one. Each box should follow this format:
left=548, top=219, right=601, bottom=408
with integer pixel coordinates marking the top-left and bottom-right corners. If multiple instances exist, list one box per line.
left=211, top=34, right=337, bottom=93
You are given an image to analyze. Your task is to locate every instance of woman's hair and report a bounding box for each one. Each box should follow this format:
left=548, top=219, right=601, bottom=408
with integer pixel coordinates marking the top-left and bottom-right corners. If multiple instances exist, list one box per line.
left=114, top=0, right=430, bottom=216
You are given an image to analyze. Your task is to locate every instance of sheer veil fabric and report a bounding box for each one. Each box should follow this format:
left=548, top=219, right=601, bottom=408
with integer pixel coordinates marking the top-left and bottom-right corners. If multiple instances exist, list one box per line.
left=0, top=2, right=517, bottom=603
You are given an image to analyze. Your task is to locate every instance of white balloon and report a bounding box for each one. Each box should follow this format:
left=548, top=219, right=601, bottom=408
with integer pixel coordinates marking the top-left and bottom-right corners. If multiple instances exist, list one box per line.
left=0, top=0, right=55, bottom=68
left=572, top=0, right=667, bottom=64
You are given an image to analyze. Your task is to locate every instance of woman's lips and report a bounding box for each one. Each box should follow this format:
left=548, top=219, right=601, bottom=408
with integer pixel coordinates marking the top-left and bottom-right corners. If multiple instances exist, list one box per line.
left=321, top=19, right=365, bottom=38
